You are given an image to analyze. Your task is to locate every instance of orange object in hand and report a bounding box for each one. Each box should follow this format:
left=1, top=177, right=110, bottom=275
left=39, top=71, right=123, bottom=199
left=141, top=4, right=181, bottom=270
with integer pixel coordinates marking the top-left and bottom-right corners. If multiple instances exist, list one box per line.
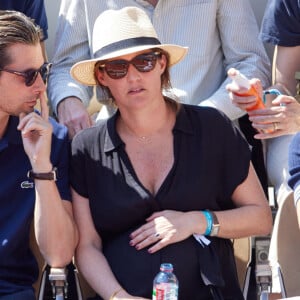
left=228, top=68, right=265, bottom=112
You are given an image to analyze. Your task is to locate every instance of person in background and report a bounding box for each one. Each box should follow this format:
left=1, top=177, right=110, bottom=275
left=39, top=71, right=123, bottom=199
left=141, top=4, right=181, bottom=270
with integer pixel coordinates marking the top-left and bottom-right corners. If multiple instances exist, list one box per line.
left=227, top=0, right=300, bottom=298
left=227, top=0, right=300, bottom=200
left=0, top=0, right=48, bottom=60
left=70, top=7, right=272, bottom=300
left=259, top=0, right=300, bottom=203
left=0, top=10, right=77, bottom=299
left=47, top=0, right=271, bottom=139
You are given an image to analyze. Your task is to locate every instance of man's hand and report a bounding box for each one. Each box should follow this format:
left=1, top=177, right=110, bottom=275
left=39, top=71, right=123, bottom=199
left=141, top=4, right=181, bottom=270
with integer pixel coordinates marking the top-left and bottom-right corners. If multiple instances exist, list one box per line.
left=18, top=93, right=53, bottom=171
left=57, top=97, right=93, bottom=139
left=226, top=77, right=263, bottom=111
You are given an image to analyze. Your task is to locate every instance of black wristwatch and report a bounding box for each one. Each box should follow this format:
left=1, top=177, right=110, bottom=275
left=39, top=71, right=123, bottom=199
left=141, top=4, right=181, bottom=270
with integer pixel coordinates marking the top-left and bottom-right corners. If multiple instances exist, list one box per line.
left=27, top=167, right=57, bottom=181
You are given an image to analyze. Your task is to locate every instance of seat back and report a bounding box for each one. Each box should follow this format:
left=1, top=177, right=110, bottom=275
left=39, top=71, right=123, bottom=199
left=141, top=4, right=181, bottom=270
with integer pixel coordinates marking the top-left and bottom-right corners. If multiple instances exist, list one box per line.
left=233, top=237, right=252, bottom=294
left=271, top=192, right=300, bottom=297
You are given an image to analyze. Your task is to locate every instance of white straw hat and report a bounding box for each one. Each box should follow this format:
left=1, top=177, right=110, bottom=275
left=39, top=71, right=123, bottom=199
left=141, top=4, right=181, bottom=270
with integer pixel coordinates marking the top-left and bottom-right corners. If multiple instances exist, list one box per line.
left=70, top=6, right=188, bottom=86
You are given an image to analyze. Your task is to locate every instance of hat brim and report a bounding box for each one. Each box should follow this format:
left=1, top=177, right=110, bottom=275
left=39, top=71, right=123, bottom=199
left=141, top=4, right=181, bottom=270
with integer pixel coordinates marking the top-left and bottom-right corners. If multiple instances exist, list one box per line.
left=71, top=44, right=188, bottom=86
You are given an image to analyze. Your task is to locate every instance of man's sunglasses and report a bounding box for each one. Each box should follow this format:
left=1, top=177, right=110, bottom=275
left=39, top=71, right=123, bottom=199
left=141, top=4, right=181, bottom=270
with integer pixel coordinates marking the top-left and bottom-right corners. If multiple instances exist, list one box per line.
left=0, top=62, right=52, bottom=86
left=97, top=51, right=162, bottom=80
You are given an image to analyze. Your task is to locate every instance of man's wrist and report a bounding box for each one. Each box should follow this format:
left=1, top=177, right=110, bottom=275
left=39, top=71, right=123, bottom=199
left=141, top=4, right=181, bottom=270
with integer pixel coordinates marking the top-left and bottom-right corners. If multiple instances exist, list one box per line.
left=30, top=161, right=53, bottom=173
left=27, top=167, right=57, bottom=181
left=272, top=83, right=292, bottom=96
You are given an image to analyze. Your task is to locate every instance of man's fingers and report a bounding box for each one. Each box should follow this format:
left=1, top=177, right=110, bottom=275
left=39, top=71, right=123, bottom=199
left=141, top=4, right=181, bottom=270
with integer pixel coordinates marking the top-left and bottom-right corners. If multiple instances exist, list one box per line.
left=19, top=112, right=26, bottom=121
left=17, top=112, right=26, bottom=131
left=39, top=92, right=49, bottom=120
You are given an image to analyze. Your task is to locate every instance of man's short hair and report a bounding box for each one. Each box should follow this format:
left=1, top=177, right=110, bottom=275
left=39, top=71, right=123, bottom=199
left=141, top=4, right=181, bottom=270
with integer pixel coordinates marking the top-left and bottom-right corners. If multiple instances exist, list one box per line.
left=0, top=10, right=42, bottom=69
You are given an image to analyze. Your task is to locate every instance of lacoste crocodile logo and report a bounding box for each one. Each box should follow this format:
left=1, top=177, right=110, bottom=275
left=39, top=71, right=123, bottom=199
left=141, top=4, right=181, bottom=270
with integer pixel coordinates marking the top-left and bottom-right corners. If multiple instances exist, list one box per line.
left=21, top=181, right=34, bottom=189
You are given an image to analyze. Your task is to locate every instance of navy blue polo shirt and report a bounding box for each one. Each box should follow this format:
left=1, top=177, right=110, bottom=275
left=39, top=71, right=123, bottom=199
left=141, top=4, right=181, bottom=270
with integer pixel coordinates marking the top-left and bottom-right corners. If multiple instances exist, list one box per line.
left=0, top=115, right=70, bottom=295
left=260, top=0, right=300, bottom=46
left=0, top=0, right=48, bottom=40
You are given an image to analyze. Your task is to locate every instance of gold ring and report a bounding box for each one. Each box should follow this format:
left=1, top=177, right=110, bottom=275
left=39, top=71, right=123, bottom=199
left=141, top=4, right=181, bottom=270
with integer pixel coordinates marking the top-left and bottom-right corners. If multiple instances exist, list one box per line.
left=273, top=122, right=279, bottom=131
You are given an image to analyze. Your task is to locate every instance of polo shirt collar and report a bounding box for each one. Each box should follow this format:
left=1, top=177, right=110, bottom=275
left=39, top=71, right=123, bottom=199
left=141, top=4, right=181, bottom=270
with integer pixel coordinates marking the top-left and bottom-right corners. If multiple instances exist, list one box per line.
left=0, top=116, right=22, bottom=151
left=6, top=116, right=23, bottom=143
left=173, top=104, right=194, bottom=135
left=104, top=110, right=123, bottom=153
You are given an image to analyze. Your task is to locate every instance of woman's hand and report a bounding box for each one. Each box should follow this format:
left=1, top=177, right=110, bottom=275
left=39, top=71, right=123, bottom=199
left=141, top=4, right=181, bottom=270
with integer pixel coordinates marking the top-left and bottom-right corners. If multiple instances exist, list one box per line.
left=227, top=74, right=300, bottom=138
left=130, top=210, right=203, bottom=253
left=248, top=95, right=300, bottom=139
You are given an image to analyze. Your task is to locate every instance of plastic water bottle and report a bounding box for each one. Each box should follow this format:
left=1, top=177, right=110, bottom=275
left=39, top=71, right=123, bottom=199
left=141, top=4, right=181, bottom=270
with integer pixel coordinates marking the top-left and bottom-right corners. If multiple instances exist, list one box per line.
left=152, top=263, right=178, bottom=300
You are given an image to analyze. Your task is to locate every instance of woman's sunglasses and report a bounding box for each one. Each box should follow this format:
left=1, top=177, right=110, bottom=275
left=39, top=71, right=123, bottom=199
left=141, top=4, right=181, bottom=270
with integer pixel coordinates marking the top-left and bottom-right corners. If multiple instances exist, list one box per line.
left=97, top=51, right=162, bottom=80
left=0, top=62, right=52, bottom=86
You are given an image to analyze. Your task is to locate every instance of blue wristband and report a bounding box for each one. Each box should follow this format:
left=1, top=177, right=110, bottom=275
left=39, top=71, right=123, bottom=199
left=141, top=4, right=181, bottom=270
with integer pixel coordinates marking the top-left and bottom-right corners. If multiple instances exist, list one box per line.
left=201, top=211, right=213, bottom=236
left=263, top=89, right=282, bottom=104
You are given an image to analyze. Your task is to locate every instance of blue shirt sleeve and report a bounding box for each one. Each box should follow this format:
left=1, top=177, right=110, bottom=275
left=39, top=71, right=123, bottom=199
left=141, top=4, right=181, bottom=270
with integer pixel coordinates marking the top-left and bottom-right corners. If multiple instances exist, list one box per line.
left=260, top=0, right=300, bottom=46
left=0, top=0, right=48, bottom=40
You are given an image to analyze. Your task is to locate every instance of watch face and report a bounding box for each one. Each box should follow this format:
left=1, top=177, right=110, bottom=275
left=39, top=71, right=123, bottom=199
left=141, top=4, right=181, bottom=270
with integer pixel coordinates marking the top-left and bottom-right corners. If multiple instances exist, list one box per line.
left=208, top=211, right=219, bottom=237
left=211, top=224, right=220, bottom=237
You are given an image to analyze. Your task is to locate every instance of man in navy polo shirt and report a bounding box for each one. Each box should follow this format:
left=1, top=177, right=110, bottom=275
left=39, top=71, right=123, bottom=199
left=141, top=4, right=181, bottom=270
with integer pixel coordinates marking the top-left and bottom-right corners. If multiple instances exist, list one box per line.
left=0, top=11, right=77, bottom=299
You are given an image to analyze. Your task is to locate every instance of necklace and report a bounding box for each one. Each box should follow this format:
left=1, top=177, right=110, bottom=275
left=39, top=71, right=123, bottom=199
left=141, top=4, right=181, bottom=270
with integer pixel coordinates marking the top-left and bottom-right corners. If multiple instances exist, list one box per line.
left=121, top=123, right=153, bottom=144
left=119, top=113, right=171, bottom=144
left=137, top=135, right=152, bottom=144
left=118, top=99, right=177, bottom=144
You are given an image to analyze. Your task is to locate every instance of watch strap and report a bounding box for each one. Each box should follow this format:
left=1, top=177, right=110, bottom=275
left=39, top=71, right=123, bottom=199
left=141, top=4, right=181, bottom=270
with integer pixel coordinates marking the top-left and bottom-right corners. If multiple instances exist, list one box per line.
left=27, top=167, right=57, bottom=181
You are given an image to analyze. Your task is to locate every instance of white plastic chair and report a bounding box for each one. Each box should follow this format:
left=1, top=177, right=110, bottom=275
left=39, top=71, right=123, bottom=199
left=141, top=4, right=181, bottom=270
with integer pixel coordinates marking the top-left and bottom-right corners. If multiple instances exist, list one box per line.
left=269, top=192, right=300, bottom=298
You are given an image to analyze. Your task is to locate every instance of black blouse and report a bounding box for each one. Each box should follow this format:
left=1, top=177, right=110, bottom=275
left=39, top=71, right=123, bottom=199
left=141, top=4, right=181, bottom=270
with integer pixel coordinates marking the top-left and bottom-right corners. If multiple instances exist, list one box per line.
left=71, top=104, right=250, bottom=300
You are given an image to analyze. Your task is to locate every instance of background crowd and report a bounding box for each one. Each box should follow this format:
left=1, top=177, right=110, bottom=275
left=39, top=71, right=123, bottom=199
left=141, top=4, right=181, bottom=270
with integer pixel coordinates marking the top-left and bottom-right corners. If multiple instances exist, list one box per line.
left=0, top=0, right=299, bottom=299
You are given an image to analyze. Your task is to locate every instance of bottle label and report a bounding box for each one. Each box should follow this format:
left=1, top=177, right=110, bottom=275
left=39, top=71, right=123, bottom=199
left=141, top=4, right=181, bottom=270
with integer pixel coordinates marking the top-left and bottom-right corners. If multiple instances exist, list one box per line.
left=152, top=283, right=178, bottom=300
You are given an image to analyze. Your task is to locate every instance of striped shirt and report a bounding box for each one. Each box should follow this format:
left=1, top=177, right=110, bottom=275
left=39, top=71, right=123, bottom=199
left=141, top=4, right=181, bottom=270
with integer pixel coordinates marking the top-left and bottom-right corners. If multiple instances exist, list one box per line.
left=48, top=0, right=271, bottom=120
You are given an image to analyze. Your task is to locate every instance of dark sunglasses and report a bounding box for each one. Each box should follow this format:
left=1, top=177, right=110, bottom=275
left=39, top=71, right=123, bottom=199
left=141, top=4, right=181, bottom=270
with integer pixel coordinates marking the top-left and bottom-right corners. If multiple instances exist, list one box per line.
left=0, top=62, right=52, bottom=86
left=98, top=51, right=162, bottom=79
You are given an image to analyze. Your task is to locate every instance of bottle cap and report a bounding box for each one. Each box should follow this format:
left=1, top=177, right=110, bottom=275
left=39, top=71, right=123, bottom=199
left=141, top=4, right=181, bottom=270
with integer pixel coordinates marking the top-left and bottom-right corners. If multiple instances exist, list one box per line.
left=160, top=263, right=173, bottom=272
left=228, top=68, right=250, bottom=89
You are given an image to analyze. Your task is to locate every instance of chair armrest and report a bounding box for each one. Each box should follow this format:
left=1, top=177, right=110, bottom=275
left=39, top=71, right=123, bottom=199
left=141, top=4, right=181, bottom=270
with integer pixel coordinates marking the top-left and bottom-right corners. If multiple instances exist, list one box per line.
left=49, top=267, right=68, bottom=299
